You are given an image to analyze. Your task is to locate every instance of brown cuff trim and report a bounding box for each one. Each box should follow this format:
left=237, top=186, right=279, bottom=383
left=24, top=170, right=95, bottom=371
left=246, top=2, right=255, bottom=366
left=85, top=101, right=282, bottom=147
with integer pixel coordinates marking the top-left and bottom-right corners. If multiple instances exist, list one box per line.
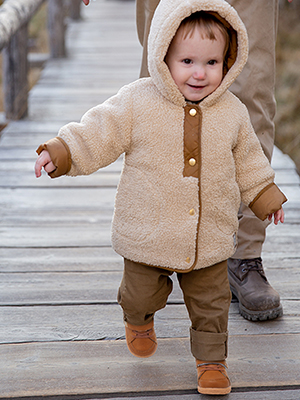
left=190, top=328, right=228, bottom=361
left=36, top=137, right=71, bottom=178
left=248, top=183, right=274, bottom=209
left=249, top=182, right=288, bottom=221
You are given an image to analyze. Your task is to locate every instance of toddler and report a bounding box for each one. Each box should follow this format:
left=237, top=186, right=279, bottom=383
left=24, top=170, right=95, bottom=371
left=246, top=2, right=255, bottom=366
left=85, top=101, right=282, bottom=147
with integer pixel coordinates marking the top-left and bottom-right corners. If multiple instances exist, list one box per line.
left=35, top=0, right=286, bottom=395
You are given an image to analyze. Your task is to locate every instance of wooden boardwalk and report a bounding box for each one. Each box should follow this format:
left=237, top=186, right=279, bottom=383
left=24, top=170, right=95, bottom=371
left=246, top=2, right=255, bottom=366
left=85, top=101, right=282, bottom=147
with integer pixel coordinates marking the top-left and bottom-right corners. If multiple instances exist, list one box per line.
left=0, top=1, right=299, bottom=398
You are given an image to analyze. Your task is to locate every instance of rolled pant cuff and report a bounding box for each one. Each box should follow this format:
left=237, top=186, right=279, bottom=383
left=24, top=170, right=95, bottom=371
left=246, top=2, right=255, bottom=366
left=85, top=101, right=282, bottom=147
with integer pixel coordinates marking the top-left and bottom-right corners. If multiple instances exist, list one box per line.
left=190, top=328, right=228, bottom=361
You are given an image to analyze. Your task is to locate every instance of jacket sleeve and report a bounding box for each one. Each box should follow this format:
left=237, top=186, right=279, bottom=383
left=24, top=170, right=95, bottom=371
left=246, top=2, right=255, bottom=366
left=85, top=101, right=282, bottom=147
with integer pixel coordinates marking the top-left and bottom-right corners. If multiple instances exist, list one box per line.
left=36, top=84, right=133, bottom=178
left=233, top=104, right=278, bottom=206
left=249, top=182, right=287, bottom=220
left=36, top=137, right=71, bottom=178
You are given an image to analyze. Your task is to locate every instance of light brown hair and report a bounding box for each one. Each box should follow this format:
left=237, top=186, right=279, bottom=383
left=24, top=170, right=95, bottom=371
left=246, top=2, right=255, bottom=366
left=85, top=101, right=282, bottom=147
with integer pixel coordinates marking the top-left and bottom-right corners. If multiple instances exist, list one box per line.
left=176, top=11, right=232, bottom=74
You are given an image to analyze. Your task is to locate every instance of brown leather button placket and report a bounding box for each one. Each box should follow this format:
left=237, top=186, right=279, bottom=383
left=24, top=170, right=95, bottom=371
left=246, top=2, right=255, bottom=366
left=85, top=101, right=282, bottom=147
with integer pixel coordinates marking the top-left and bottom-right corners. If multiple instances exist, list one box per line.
left=182, top=104, right=202, bottom=271
left=183, top=105, right=201, bottom=178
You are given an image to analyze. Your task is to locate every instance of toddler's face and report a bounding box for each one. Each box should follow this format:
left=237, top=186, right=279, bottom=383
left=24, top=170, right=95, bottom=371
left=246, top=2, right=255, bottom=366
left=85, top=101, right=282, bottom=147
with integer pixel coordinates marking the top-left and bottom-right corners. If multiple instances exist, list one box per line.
left=165, top=26, right=225, bottom=102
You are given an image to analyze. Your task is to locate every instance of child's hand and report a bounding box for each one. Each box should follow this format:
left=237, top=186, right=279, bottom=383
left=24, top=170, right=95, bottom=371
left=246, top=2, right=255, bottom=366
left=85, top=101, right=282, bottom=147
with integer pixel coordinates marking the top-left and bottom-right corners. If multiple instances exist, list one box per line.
left=268, top=208, right=284, bottom=225
left=35, top=150, right=56, bottom=178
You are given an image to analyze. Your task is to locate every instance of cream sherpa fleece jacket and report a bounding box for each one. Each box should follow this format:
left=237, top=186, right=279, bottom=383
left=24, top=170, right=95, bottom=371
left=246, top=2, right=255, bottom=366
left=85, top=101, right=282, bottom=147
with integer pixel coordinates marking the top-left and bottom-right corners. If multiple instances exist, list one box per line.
left=37, top=0, right=287, bottom=271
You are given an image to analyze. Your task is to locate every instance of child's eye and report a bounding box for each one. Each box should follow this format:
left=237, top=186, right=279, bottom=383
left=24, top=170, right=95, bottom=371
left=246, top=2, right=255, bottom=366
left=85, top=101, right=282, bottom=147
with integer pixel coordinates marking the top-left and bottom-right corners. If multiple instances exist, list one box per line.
left=208, top=60, right=217, bottom=65
left=182, top=59, right=192, bottom=64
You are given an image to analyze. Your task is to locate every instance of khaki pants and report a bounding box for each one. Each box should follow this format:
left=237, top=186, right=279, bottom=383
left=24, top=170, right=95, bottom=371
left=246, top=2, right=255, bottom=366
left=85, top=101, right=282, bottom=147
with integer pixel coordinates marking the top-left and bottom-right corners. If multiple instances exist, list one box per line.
left=136, top=0, right=278, bottom=259
left=118, top=259, right=231, bottom=361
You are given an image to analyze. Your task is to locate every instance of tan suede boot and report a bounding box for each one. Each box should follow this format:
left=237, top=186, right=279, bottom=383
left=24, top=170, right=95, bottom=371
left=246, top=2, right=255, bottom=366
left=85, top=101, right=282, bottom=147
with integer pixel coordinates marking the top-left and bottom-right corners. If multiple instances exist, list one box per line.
left=196, top=359, right=231, bottom=395
left=125, top=320, right=157, bottom=358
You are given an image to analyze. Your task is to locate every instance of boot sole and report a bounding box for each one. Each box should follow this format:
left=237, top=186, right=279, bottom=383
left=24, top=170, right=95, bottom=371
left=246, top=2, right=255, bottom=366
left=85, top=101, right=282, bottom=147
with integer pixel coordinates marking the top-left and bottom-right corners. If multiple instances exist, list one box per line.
left=127, top=344, right=157, bottom=358
left=198, top=385, right=231, bottom=395
left=230, top=285, right=283, bottom=321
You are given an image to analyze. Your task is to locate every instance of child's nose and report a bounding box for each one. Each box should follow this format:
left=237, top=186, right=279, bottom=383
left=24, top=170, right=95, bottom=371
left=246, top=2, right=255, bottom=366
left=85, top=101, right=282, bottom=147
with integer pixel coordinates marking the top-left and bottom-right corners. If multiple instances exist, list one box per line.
left=193, top=66, right=206, bottom=79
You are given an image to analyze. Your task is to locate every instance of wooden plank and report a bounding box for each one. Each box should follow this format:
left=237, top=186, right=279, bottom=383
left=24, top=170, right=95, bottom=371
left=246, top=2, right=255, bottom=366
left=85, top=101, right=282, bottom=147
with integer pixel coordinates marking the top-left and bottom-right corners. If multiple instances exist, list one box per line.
left=0, top=335, right=299, bottom=398
left=0, top=271, right=123, bottom=305
left=28, top=102, right=120, bottom=121
left=0, top=120, right=68, bottom=134
left=34, top=61, right=141, bottom=75
left=0, top=170, right=120, bottom=187
left=0, top=187, right=114, bottom=213
left=0, top=301, right=299, bottom=345
left=0, top=224, right=111, bottom=247
left=0, top=247, right=122, bottom=272
left=0, top=266, right=298, bottom=306
left=1, top=207, right=114, bottom=224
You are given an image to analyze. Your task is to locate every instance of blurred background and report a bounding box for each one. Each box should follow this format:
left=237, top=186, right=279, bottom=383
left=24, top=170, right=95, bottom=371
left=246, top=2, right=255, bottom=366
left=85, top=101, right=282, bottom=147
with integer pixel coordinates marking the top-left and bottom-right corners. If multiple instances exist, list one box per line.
left=0, top=0, right=299, bottom=173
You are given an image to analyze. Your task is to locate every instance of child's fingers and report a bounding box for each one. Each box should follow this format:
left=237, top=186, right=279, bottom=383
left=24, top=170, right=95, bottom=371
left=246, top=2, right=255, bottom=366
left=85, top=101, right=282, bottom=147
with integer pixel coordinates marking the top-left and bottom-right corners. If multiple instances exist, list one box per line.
left=268, top=209, right=284, bottom=225
left=273, top=209, right=284, bottom=225
left=35, top=151, right=55, bottom=178
left=35, top=155, right=45, bottom=178
left=279, top=208, right=285, bottom=223
left=35, top=165, right=42, bottom=178
left=44, top=161, right=56, bottom=174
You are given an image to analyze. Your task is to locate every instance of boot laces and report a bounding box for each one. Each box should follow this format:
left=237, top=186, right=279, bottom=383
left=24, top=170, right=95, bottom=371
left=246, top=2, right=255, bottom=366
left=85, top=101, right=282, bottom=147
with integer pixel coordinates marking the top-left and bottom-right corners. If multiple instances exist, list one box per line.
left=131, top=328, right=154, bottom=339
left=197, top=362, right=228, bottom=380
left=197, top=362, right=227, bottom=370
left=240, top=257, right=265, bottom=277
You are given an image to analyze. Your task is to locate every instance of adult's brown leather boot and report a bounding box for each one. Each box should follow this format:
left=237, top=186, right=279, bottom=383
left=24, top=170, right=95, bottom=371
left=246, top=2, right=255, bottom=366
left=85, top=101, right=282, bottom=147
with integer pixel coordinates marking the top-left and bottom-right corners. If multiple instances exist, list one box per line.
left=125, top=320, right=157, bottom=358
left=196, top=360, right=231, bottom=395
left=228, top=257, right=283, bottom=321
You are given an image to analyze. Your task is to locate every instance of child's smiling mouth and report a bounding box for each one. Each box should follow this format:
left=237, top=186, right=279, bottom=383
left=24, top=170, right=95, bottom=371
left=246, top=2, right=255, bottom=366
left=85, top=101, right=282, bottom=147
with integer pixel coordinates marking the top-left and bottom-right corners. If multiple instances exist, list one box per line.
left=188, top=84, right=205, bottom=90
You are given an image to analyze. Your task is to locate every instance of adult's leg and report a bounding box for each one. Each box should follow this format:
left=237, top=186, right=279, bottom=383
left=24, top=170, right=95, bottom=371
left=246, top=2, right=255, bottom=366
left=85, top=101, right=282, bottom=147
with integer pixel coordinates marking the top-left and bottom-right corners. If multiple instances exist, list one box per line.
left=226, top=0, right=282, bottom=321
left=228, top=0, right=279, bottom=259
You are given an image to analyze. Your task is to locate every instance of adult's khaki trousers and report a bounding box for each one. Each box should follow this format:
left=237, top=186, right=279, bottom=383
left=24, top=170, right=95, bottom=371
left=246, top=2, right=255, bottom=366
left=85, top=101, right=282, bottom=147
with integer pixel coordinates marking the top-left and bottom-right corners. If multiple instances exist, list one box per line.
left=118, top=259, right=231, bottom=361
left=136, top=0, right=279, bottom=259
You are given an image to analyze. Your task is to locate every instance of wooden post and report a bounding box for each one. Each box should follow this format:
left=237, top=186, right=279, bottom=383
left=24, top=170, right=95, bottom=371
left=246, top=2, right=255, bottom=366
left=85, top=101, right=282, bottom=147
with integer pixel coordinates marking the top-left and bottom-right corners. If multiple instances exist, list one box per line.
left=47, top=0, right=66, bottom=58
left=68, top=0, right=82, bottom=20
left=2, top=23, right=29, bottom=120
left=0, top=0, right=45, bottom=50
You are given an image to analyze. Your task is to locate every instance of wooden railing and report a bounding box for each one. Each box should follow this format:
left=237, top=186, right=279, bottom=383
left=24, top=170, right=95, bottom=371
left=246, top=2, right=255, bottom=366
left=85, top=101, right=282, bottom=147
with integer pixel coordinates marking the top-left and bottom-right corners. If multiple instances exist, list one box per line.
left=0, top=0, right=82, bottom=121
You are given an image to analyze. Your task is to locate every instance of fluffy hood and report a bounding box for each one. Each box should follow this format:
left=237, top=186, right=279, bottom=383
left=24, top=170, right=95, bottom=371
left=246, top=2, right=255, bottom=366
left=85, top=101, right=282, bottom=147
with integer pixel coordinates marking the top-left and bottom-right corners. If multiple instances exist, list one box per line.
left=148, top=0, right=248, bottom=107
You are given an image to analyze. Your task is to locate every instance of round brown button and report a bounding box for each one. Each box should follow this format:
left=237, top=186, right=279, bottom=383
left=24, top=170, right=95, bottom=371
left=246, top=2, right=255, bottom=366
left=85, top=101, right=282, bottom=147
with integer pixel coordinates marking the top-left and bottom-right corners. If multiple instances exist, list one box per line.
left=186, top=257, right=191, bottom=263
left=189, top=209, right=195, bottom=216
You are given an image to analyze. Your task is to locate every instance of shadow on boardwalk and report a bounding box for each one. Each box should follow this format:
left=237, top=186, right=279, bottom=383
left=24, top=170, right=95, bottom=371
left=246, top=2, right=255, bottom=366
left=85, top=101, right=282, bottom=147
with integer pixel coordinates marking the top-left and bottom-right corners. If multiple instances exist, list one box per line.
left=0, top=0, right=299, bottom=398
